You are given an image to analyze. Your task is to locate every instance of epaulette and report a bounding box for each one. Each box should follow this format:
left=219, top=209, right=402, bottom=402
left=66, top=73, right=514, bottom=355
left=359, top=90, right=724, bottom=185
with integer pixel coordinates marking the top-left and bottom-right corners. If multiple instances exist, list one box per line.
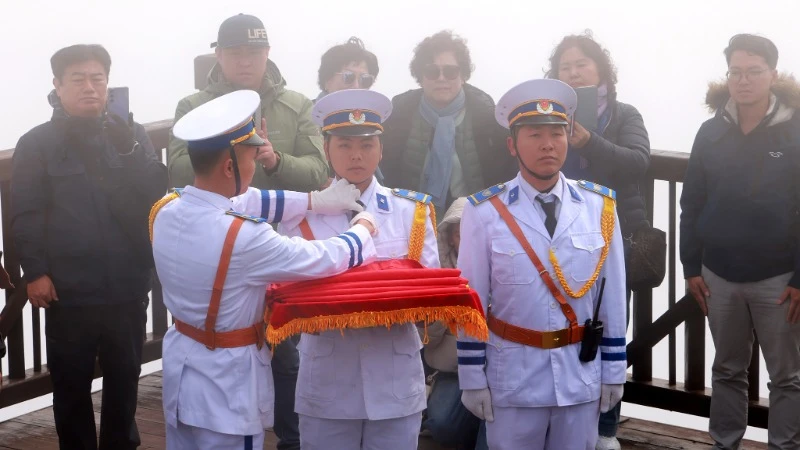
left=225, top=210, right=268, bottom=223
left=149, top=191, right=181, bottom=242
left=467, top=183, right=507, bottom=206
left=391, top=188, right=432, bottom=204
left=577, top=180, right=616, bottom=200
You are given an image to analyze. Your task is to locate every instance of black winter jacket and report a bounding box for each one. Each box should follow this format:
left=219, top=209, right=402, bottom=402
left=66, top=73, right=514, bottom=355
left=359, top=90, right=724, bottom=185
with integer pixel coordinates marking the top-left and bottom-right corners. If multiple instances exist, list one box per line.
left=569, top=100, right=651, bottom=238
left=10, top=97, right=168, bottom=306
left=379, top=84, right=518, bottom=200
left=680, top=75, right=800, bottom=287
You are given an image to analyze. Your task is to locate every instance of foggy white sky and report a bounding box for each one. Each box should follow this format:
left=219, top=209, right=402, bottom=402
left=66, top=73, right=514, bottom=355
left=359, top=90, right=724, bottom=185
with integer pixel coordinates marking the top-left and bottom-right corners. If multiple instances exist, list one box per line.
left=1, top=0, right=796, bottom=440
left=1, top=0, right=797, bottom=150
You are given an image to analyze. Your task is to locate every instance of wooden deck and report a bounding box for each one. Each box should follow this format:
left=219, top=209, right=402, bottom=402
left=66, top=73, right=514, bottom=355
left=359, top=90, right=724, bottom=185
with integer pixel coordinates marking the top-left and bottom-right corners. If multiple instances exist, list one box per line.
left=0, top=372, right=766, bottom=449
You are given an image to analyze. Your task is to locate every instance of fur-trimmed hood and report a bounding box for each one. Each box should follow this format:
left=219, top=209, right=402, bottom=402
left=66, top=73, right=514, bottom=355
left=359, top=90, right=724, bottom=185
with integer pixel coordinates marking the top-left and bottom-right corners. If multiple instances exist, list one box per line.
left=705, top=74, right=800, bottom=125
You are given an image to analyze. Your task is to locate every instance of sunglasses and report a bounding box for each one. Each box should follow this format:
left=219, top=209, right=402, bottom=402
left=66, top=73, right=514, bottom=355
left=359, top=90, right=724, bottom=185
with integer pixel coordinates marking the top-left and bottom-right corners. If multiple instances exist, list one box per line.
left=423, top=64, right=461, bottom=81
left=337, top=71, right=376, bottom=89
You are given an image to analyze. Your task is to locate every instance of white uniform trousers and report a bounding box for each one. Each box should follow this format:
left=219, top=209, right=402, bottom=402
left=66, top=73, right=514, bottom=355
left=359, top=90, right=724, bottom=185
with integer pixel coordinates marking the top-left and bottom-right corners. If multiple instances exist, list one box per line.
left=486, top=401, right=600, bottom=450
left=298, top=412, right=421, bottom=450
left=166, top=420, right=265, bottom=450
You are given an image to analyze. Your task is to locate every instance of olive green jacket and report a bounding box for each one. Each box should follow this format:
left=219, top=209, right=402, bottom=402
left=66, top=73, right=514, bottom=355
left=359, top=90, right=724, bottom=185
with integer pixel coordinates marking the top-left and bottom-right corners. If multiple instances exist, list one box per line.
left=167, top=59, right=327, bottom=191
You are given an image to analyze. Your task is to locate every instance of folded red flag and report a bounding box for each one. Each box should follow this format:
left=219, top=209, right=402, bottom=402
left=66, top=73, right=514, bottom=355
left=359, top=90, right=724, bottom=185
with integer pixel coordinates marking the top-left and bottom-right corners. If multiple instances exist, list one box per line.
left=265, top=259, right=488, bottom=345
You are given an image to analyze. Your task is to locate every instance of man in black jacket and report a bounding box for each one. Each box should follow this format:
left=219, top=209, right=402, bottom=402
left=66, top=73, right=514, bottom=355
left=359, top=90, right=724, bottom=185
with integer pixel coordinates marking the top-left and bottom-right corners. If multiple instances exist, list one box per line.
left=680, top=34, right=800, bottom=450
left=10, top=44, right=168, bottom=450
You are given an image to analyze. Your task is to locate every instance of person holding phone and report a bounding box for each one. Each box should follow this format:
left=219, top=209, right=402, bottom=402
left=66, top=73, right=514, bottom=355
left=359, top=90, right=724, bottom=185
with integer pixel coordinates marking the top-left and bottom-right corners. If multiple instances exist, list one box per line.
left=10, top=44, right=168, bottom=450
left=545, top=32, right=651, bottom=450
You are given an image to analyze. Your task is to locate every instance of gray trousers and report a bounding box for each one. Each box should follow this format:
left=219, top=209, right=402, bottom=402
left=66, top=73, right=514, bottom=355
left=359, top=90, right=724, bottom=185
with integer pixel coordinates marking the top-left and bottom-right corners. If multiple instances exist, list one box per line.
left=703, top=266, right=800, bottom=450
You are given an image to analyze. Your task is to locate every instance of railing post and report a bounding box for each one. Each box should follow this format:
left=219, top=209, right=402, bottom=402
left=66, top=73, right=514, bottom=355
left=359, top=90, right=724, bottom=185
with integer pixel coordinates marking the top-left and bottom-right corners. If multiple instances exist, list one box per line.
left=1, top=180, right=25, bottom=380
left=668, top=182, right=677, bottom=385
left=632, top=177, right=656, bottom=382
left=684, top=291, right=706, bottom=391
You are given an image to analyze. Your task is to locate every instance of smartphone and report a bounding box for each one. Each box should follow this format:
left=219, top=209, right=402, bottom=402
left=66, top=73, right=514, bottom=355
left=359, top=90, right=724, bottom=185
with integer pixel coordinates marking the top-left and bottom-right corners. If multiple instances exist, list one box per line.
left=574, top=86, right=598, bottom=131
left=106, top=87, right=130, bottom=122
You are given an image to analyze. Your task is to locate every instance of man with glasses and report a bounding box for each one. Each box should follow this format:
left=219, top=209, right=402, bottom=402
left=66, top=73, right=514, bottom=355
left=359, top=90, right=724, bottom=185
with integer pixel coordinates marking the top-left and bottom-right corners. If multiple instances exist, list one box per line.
left=166, top=14, right=328, bottom=450
left=11, top=44, right=168, bottom=449
left=680, top=33, right=800, bottom=449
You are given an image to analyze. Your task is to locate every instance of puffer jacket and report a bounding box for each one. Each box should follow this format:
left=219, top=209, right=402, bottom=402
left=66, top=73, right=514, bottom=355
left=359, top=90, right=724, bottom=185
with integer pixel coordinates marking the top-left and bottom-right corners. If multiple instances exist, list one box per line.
left=680, top=74, right=800, bottom=287
left=566, top=99, right=651, bottom=238
left=380, top=84, right=517, bottom=210
left=167, top=60, right=327, bottom=192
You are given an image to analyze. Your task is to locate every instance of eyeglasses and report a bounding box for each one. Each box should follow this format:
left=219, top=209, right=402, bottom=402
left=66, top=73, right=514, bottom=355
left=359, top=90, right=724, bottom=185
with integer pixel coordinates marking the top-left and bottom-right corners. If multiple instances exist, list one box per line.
left=726, top=68, right=768, bottom=82
left=336, top=71, right=375, bottom=89
left=423, top=64, right=461, bottom=81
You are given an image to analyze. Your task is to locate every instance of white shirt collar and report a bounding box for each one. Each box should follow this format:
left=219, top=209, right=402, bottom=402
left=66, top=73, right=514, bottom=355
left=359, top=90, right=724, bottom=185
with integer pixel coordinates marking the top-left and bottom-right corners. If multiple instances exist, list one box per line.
left=517, top=172, right=564, bottom=205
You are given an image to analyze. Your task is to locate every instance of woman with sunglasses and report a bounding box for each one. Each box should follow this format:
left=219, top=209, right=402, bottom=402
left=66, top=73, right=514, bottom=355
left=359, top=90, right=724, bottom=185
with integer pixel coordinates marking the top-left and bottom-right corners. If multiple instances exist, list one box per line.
left=382, top=30, right=515, bottom=450
left=315, top=37, right=379, bottom=102
left=545, top=31, right=651, bottom=450
left=381, top=30, right=516, bottom=219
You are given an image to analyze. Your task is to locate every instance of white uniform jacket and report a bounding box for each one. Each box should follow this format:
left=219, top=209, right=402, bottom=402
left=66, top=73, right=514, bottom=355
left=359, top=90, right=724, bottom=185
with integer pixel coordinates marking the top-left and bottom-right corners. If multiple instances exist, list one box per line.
left=457, top=173, right=627, bottom=408
left=279, top=177, right=439, bottom=420
left=153, top=186, right=376, bottom=436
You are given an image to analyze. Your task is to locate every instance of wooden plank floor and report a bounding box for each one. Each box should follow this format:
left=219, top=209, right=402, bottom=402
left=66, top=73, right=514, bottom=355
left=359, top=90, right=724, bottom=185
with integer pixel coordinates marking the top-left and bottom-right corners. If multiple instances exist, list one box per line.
left=0, top=372, right=766, bottom=449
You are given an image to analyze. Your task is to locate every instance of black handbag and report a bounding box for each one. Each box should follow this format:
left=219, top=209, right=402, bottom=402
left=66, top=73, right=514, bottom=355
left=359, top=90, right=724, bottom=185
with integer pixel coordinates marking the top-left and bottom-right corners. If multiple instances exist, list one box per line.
left=626, top=223, right=667, bottom=291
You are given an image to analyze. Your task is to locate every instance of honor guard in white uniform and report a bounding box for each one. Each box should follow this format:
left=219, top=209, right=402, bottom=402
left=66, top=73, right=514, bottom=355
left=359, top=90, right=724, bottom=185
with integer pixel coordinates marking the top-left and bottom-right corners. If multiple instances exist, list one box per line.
left=278, top=89, right=440, bottom=450
left=151, top=90, right=381, bottom=450
left=456, top=80, right=627, bottom=450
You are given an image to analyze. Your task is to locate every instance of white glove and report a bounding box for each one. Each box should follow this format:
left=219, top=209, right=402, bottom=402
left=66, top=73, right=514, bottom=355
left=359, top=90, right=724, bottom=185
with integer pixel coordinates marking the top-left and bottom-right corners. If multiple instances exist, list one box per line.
left=600, top=383, right=624, bottom=413
left=310, top=178, right=364, bottom=215
left=461, top=388, right=494, bottom=422
left=350, top=211, right=378, bottom=236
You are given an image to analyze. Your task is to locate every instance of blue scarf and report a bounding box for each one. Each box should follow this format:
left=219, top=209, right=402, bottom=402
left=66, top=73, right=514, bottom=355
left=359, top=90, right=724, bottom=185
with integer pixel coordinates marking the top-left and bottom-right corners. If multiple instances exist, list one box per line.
left=418, top=89, right=466, bottom=208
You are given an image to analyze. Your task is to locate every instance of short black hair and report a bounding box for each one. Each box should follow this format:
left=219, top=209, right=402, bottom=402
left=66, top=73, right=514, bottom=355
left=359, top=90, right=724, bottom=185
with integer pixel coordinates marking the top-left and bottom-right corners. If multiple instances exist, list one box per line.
left=545, top=30, right=618, bottom=101
left=188, top=148, right=226, bottom=177
left=51, top=44, right=111, bottom=80
left=409, top=30, right=473, bottom=85
left=317, top=37, right=379, bottom=90
left=724, top=34, right=778, bottom=69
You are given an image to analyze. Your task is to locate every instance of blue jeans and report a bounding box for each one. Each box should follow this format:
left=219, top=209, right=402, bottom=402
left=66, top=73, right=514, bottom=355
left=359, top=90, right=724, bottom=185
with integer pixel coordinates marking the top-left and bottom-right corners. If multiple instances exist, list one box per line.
left=272, top=335, right=301, bottom=450
left=597, top=287, right=632, bottom=437
left=423, top=372, right=488, bottom=450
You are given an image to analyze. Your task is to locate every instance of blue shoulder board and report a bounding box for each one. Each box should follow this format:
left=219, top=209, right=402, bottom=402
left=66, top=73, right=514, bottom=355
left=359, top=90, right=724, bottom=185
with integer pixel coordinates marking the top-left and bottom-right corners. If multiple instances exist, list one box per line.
left=577, top=180, right=616, bottom=200
left=171, top=187, right=184, bottom=197
left=391, top=188, right=432, bottom=204
left=467, top=183, right=507, bottom=206
left=225, top=210, right=267, bottom=223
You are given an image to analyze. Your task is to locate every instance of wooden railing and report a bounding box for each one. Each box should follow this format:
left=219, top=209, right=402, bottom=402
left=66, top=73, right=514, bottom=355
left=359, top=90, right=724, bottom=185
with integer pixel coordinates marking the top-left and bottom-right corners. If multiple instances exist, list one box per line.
left=0, top=122, right=769, bottom=428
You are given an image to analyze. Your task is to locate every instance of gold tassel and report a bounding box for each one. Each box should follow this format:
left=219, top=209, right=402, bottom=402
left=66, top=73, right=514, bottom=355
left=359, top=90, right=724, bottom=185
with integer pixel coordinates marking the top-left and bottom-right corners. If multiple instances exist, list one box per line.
left=428, top=204, right=438, bottom=237
left=549, top=196, right=616, bottom=298
left=148, top=192, right=180, bottom=242
left=266, top=306, right=489, bottom=346
left=421, top=321, right=430, bottom=345
left=407, top=202, right=428, bottom=262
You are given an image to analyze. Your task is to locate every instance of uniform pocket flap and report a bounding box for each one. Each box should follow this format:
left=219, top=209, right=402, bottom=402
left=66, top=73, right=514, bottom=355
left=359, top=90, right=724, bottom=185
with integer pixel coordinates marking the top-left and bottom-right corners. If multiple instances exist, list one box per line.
left=570, top=232, right=605, bottom=252
left=392, top=334, right=423, bottom=356
left=298, top=334, right=335, bottom=357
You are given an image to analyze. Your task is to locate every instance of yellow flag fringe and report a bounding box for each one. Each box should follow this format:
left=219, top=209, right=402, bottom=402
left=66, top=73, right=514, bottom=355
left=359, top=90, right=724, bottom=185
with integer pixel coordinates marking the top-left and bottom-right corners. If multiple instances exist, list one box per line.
left=266, top=305, right=489, bottom=346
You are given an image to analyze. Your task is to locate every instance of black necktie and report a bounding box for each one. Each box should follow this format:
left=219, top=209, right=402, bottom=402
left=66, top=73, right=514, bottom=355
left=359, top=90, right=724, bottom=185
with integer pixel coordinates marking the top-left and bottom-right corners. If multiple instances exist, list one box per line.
left=536, top=198, right=557, bottom=237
